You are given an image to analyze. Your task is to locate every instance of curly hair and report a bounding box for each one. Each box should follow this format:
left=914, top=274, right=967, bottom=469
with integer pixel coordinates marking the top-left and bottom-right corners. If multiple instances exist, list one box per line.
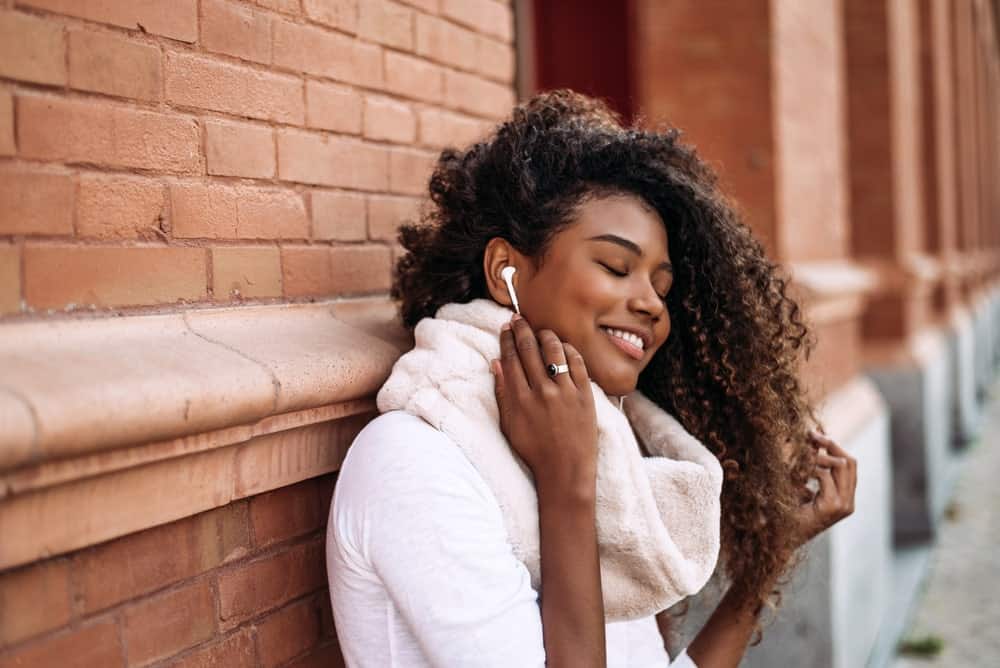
left=390, top=90, right=820, bottom=638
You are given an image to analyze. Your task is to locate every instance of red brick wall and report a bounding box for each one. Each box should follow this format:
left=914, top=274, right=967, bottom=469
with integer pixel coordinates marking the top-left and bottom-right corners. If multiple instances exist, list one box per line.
left=0, top=475, right=343, bottom=667
left=0, top=0, right=515, bottom=318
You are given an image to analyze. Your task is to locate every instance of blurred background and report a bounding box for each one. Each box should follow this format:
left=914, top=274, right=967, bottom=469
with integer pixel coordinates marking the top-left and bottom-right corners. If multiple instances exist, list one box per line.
left=0, top=0, right=997, bottom=666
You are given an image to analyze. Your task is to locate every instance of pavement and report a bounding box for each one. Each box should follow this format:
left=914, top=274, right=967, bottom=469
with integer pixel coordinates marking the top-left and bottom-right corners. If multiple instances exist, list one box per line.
left=891, top=381, right=1000, bottom=667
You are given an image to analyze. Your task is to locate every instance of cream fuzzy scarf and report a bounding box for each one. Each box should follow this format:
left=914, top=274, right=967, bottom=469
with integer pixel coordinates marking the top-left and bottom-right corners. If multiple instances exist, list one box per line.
left=376, top=298, right=723, bottom=621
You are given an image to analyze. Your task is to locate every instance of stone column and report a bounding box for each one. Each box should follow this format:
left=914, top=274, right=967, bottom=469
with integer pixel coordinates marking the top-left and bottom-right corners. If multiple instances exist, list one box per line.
left=631, top=2, right=890, bottom=667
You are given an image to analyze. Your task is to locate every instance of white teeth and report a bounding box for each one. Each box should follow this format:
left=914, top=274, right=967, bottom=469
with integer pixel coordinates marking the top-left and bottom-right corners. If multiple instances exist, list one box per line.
left=603, top=327, right=644, bottom=350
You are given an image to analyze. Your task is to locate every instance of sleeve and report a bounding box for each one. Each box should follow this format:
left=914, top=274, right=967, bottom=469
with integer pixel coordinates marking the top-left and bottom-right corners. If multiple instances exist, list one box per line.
left=351, top=417, right=547, bottom=667
left=670, top=647, right=698, bottom=667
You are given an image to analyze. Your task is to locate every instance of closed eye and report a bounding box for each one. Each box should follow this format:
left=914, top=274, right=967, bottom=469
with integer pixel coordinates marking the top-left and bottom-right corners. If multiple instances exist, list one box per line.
left=598, top=262, right=670, bottom=301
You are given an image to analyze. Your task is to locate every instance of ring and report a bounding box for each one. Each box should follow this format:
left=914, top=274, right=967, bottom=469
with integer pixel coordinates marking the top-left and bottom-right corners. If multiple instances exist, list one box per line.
left=546, top=363, right=570, bottom=377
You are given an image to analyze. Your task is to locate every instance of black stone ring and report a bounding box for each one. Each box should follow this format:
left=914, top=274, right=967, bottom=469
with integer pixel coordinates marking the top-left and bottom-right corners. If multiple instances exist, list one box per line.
left=546, top=363, right=570, bottom=377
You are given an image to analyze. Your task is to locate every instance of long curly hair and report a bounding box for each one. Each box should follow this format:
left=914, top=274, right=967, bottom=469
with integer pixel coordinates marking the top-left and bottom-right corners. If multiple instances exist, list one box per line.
left=390, top=90, right=820, bottom=637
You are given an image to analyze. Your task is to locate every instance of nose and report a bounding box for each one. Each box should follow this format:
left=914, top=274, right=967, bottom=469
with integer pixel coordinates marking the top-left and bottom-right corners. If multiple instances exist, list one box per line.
left=627, top=278, right=667, bottom=321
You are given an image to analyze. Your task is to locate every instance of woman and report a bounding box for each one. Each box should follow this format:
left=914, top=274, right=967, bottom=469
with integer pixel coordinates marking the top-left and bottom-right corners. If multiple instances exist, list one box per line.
left=326, top=90, right=857, bottom=667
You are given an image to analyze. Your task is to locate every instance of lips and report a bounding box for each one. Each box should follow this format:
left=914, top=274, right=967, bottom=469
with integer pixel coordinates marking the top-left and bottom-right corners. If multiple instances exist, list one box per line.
left=601, top=327, right=645, bottom=361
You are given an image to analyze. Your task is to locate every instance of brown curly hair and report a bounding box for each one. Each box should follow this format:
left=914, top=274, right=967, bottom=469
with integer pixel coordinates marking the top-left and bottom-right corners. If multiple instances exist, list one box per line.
left=390, top=90, right=820, bottom=638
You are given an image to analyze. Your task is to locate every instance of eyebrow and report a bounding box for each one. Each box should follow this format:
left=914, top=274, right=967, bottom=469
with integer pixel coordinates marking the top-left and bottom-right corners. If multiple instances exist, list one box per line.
left=586, top=234, right=673, bottom=272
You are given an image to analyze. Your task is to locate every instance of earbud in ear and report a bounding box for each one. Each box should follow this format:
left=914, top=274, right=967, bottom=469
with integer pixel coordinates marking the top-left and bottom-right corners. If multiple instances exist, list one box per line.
left=500, top=266, right=520, bottom=314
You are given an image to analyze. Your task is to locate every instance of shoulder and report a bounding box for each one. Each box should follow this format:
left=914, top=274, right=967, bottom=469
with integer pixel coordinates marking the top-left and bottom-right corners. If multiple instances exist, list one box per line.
left=334, top=410, right=501, bottom=520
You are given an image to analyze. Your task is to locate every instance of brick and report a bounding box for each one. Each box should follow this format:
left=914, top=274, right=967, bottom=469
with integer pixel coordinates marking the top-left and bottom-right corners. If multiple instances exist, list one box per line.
left=443, top=69, right=514, bottom=118
left=24, top=244, right=206, bottom=310
left=0, top=559, right=72, bottom=646
left=171, top=183, right=308, bottom=240
left=172, top=630, right=256, bottom=668
left=363, top=95, right=417, bottom=143
left=205, top=119, right=276, bottom=179
left=417, top=107, right=484, bottom=148
left=302, top=0, right=358, bottom=33
left=215, top=500, right=253, bottom=563
left=367, top=194, right=421, bottom=240
left=0, top=166, right=74, bottom=236
left=277, top=129, right=389, bottom=191
left=281, top=244, right=392, bottom=296
left=212, top=246, right=283, bottom=299
left=238, top=188, right=310, bottom=240
left=358, top=0, right=414, bottom=50
left=68, top=29, right=161, bottom=101
left=170, top=182, right=238, bottom=239
left=306, top=81, right=363, bottom=134
left=318, top=587, right=336, bottom=638
left=202, top=0, right=272, bottom=65
left=0, top=10, right=66, bottom=86
left=389, top=147, right=435, bottom=195
left=77, top=174, right=166, bottom=240
left=257, top=599, right=322, bottom=668
left=303, top=0, right=359, bottom=33
left=17, top=95, right=201, bottom=173
left=123, top=581, right=216, bottom=665
left=250, top=480, right=323, bottom=548
left=311, top=190, right=367, bottom=240
left=474, top=35, right=514, bottom=83
left=415, top=14, right=476, bottom=69
left=440, top=0, right=512, bottom=42
left=273, top=19, right=382, bottom=87
left=0, top=90, right=13, bottom=156
left=19, top=0, right=198, bottom=42
left=217, top=540, right=326, bottom=627
left=0, top=243, right=20, bottom=314
left=256, top=0, right=301, bottom=13
left=0, top=621, right=124, bottom=668
left=285, top=643, right=347, bottom=668
left=72, top=514, right=229, bottom=615
left=165, top=51, right=304, bottom=124
left=398, top=0, right=439, bottom=13
left=384, top=51, right=444, bottom=103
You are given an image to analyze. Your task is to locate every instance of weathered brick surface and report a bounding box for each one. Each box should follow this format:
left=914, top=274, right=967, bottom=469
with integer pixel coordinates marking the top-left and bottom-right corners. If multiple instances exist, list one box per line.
left=171, top=182, right=308, bottom=240
left=312, top=190, right=368, bottom=241
left=166, top=51, right=304, bottom=124
left=0, top=243, right=20, bottom=314
left=0, top=166, right=74, bottom=236
left=170, top=629, right=257, bottom=668
left=363, top=95, right=417, bottom=143
left=257, top=597, right=323, bottom=667
left=302, top=0, right=360, bottom=32
left=358, top=0, right=414, bottom=50
left=212, top=246, right=284, bottom=298
left=273, top=19, right=382, bottom=86
left=19, top=0, right=198, bottom=42
left=281, top=244, right=392, bottom=296
left=250, top=479, right=324, bottom=548
left=0, top=621, right=124, bottom=668
left=205, top=118, right=276, bottom=179
left=17, top=95, right=202, bottom=173
left=384, top=51, right=445, bottom=103
left=440, top=0, right=512, bottom=42
left=306, top=81, right=364, bottom=134
left=68, top=29, right=161, bottom=101
left=23, top=244, right=207, bottom=309
left=122, top=580, right=216, bottom=665
left=0, top=10, right=66, bottom=86
left=367, top=194, right=422, bottom=241
left=0, top=559, right=72, bottom=646
left=201, top=0, right=273, bottom=65
left=0, top=89, right=14, bottom=156
left=76, top=174, right=166, bottom=240
left=278, top=130, right=389, bottom=190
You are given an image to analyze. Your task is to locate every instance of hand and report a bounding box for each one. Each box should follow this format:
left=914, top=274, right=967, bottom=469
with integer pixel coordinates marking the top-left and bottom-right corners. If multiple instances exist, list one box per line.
left=791, top=430, right=857, bottom=548
left=490, top=314, right=599, bottom=496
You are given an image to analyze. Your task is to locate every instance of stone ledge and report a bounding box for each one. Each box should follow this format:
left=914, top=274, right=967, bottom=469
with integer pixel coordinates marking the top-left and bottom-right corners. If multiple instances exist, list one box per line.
left=787, top=259, right=877, bottom=325
left=0, top=298, right=410, bottom=472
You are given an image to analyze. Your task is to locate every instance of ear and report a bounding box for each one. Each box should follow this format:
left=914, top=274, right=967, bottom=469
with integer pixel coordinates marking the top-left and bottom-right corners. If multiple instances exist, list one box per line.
left=483, top=237, right=527, bottom=309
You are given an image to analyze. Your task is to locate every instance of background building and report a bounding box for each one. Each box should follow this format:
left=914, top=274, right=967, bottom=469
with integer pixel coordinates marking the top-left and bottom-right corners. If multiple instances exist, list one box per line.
left=0, top=1, right=997, bottom=666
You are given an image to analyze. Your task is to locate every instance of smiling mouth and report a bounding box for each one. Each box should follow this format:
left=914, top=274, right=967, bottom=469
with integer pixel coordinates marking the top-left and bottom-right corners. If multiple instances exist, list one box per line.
left=600, top=327, right=645, bottom=361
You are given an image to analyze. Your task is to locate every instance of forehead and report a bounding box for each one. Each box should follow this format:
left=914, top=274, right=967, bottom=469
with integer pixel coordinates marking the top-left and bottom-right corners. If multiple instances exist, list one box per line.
left=556, top=194, right=669, bottom=255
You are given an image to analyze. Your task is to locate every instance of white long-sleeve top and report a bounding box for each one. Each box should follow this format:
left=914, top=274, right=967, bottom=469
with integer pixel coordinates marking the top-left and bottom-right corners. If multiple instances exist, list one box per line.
left=326, top=410, right=698, bottom=668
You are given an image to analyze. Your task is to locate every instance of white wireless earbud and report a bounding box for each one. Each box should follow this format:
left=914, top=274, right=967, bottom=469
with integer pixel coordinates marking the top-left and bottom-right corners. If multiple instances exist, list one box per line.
left=500, top=266, right=520, bottom=314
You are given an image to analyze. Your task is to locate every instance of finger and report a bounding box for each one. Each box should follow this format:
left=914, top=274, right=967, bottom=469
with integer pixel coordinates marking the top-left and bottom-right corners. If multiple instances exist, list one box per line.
left=510, top=315, right=548, bottom=389
left=562, top=342, right=591, bottom=393
left=537, top=329, right=572, bottom=388
left=816, top=453, right=850, bottom=501
left=499, top=322, right=530, bottom=394
left=814, top=466, right=839, bottom=510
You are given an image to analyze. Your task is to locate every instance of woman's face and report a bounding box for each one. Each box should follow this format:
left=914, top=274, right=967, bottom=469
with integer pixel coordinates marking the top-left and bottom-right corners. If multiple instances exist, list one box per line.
left=488, top=193, right=673, bottom=397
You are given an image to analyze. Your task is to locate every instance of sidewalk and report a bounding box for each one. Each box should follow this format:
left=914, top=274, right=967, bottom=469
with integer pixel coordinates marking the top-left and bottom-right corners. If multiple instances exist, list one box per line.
left=891, top=380, right=1000, bottom=667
